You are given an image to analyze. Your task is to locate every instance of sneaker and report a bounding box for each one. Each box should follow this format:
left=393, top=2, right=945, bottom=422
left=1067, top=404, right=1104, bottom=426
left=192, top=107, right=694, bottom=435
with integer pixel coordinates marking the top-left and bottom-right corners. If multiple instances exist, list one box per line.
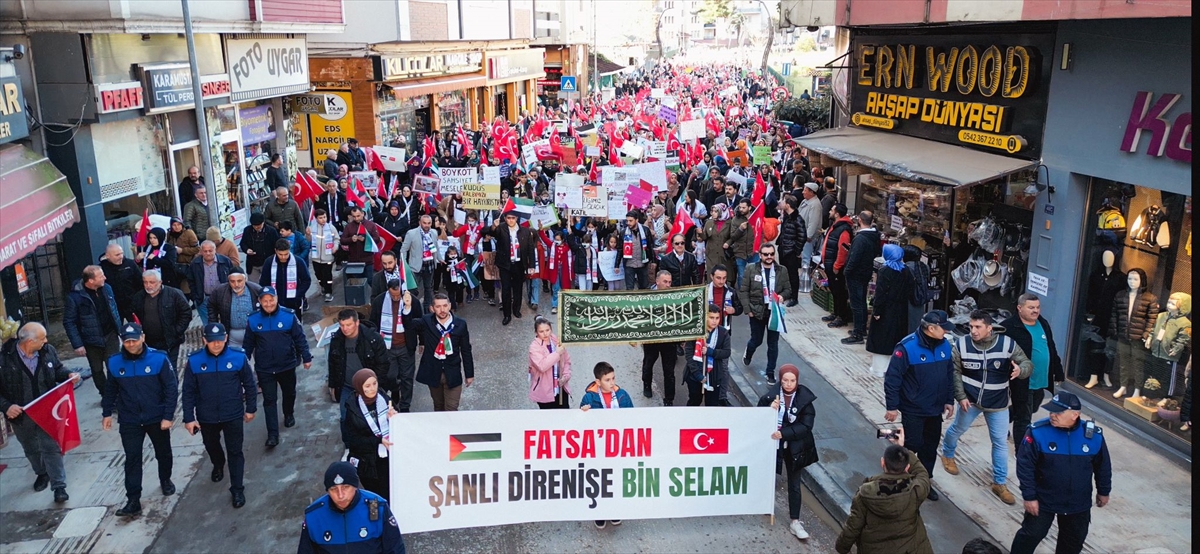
left=610, top=520, right=622, bottom=526
left=33, top=474, right=50, bottom=492
left=827, top=317, right=846, bottom=328
left=53, top=488, right=69, bottom=503
left=789, top=520, right=809, bottom=540
left=488, top=298, right=496, bottom=306
left=941, top=456, right=959, bottom=475
left=324, top=294, right=334, bottom=303
left=551, top=307, right=557, bottom=314
left=530, top=303, right=538, bottom=311
left=115, top=499, right=142, bottom=517
left=643, top=385, right=653, bottom=398
left=991, top=483, right=1016, bottom=505
left=785, top=299, right=799, bottom=307
left=820, top=314, right=837, bottom=322
left=840, top=333, right=864, bottom=344
left=927, top=487, right=939, bottom=501
left=162, top=480, right=176, bottom=496
left=742, top=355, right=752, bottom=366
left=765, top=372, right=777, bottom=385
left=594, top=520, right=606, bottom=529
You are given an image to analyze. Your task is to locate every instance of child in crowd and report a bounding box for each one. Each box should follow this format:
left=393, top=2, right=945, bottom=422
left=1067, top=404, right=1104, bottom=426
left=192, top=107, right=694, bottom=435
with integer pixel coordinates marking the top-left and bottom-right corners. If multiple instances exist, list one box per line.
left=579, top=362, right=632, bottom=529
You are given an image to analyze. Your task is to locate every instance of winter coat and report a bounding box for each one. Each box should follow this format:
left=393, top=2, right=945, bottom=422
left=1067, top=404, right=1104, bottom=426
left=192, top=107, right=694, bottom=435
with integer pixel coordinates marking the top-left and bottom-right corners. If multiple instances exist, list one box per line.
left=952, top=326, right=1034, bottom=412
left=64, top=280, right=122, bottom=348
left=369, top=292, right=423, bottom=356
left=657, top=251, right=698, bottom=287
left=258, top=254, right=313, bottom=311
left=239, top=223, right=280, bottom=269
left=410, top=315, right=475, bottom=389
left=181, top=346, right=257, bottom=424
left=168, top=227, right=200, bottom=265
left=1017, top=418, right=1111, bottom=515
left=698, top=219, right=733, bottom=273
left=1109, top=289, right=1159, bottom=342
left=528, top=335, right=572, bottom=404
left=845, top=227, right=881, bottom=281
left=264, top=199, right=307, bottom=233
left=327, top=322, right=391, bottom=392
left=579, top=382, right=634, bottom=409
left=341, top=391, right=392, bottom=482
left=777, top=210, right=806, bottom=259
left=205, top=282, right=263, bottom=329
left=211, top=237, right=242, bottom=270
left=182, top=200, right=211, bottom=238
left=100, top=257, right=143, bottom=320
left=129, top=286, right=193, bottom=351
left=884, top=331, right=955, bottom=417
left=484, top=224, right=537, bottom=273
left=866, top=266, right=913, bottom=355
left=756, top=385, right=818, bottom=468
left=0, top=337, right=70, bottom=416
left=739, top=262, right=792, bottom=321
left=340, top=220, right=384, bottom=265
left=822, top=217, right=854, bottom=274
left=1001, top=315, right=1065, bottom=395
left=138, top=242, right=179, bottom=288
left=244, top=307, right=312, bottom=374
left=684, top=326, right=731, bottom=387
left=835, top=448, right=933, bottom=554
left=1147, top=310, right=1191, bottom=361
left=103, top=347, right=177, bottom=426
left=726, top=215, right=755, bottom=260
left=798, top=197, right=824, bottom=245
left=187, top=255, right=235, bottom=303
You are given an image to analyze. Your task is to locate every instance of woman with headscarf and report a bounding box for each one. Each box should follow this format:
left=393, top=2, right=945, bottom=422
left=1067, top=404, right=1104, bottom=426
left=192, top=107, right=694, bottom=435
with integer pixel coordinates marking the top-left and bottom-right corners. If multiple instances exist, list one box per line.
left=136, top=227, right=178, bottom=288
left=699, top=203, right=733, bottom=278
left=379, top=201, right=409, bottom=256
left=867, top=244, right=915, bottom=376
left=340, top=368, right=397, bottom=501
left=757, top=364, right=818, bottom=541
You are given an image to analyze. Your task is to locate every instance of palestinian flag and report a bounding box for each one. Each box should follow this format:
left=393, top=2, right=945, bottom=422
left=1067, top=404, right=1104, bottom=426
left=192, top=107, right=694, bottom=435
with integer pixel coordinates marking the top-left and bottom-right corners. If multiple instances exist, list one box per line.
left=363, top=230, right=381, bottom=254
left=454, top=259, right=480, bottom=288
left=397, top=259, right=419, bottom=291
left=767, top=293, right=788, bottom=333
left=449, top=433, right=502, bottom=461
left=500, top=197, right=535, bottom=225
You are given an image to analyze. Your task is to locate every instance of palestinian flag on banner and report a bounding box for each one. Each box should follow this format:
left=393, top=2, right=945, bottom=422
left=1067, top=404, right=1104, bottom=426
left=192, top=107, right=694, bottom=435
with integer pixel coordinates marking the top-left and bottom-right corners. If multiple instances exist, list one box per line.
left=450, top=433, right=502, bottom=461
left=500, top=197, right=535, bottom=225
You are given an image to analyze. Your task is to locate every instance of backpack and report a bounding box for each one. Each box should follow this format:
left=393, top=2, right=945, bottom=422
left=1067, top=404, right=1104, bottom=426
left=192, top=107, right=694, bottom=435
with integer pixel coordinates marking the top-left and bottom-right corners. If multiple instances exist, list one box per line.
left=907, top=260, right=931, bottom=307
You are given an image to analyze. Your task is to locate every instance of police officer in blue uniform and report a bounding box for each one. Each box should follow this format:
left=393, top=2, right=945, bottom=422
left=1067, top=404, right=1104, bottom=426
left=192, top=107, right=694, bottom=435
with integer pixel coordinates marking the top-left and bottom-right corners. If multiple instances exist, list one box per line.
left=1011, top=391, right=1112, bottom=554
left=102, top=323, right=178, bottom=517
left=182, top=323, right=258, bottom=508
left=243, top=286, right=312, bottom=448
left=298, top=461, right=406, bottom=554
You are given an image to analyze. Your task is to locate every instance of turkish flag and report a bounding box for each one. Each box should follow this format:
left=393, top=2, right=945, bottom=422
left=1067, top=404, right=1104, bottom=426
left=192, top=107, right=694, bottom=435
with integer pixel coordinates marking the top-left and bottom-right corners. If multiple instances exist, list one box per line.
left=679, top=428, right=729, bottom=455
left=133, top=209, right=151, bottom=248
left=23, top=381, right=81, bottom=455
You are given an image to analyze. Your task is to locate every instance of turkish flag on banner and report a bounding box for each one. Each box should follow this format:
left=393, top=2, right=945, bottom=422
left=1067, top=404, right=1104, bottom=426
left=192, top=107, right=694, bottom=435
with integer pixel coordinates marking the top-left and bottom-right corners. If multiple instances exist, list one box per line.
left=679, top=428, right=729, bottom=455
left=23, top=381, right=82, bottom=455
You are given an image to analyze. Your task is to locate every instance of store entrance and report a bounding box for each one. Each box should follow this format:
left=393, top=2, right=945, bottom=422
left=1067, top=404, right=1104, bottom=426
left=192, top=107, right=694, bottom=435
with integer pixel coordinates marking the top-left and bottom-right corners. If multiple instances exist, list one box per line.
left=168, top=144, right=200, bottom=218
left=415, top=107, right=431, bottom=146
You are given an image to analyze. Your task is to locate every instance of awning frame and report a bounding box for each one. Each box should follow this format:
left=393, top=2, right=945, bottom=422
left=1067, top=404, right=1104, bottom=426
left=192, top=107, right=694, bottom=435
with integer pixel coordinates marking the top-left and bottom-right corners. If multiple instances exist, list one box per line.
left=388, top=74, right=487, bottom=98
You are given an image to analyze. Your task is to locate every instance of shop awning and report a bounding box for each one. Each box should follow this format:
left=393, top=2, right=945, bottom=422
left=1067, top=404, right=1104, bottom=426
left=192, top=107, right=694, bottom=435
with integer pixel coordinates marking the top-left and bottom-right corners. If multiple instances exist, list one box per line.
left=388, top=74, right=487, bottom=98
left=0, top=144, right=79, bottom=270
left=797, top=127, right=1037, bottom=188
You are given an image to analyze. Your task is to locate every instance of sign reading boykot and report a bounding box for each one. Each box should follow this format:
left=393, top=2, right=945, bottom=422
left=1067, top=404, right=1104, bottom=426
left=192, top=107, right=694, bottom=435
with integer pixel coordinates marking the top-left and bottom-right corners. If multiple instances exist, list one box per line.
left=849, top=27, right=1055, bottom=158
left=393, top=408, right=775, bottom=532
left=557, top=286, right=707, bottom=344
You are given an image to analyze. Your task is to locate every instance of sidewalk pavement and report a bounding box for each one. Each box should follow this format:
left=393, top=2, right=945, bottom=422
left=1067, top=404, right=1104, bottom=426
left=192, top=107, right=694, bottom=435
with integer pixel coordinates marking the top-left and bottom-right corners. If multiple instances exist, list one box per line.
left=725, top=297, right=1192, bottom=554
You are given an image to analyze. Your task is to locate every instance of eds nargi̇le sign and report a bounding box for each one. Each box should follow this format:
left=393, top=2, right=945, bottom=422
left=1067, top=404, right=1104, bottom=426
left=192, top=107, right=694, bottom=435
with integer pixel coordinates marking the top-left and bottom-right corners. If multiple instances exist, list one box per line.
left=393, top=408, right=775, bottom=532
left=849, top=27, right=1054, bottom=158
left=558, top=286, right=707, bottom=344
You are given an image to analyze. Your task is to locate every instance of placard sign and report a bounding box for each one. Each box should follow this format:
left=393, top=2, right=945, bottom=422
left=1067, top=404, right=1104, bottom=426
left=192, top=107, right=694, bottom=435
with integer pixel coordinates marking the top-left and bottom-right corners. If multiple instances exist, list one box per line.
left=412, top=174, right=440, bottom=195
left=679, top=119, right=705, bottom=141
left=373, top=146, right=408, bottom=172
left=461, top=183, right=501, bottom=210
left=581, top=185, right=608, bottom=217
left=647, top=141, right=667, bottom=159
left=437, top=167, right=476, bottom=195
left=481, top=166, right=501, bottom=185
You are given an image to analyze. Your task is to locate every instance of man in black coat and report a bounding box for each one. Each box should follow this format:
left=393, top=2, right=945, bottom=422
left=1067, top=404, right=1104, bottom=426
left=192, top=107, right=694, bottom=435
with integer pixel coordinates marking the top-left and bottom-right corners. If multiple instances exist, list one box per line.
left=406, top=293, right=474, bottom=412
left=842, top=210, right=881, bottom=344
left=100, top=243, right=143, bottom=321
left=776, top=194, right=807, bottom=307
left=656, top=233, right=698, bottom=287
left=484, top=211, right=537, bottom=325
left=326, top=309, right=390, bottom=416
left=239, top=213, right=279, bottom=279
left=129, top=269, right=193, bottom=363
left=1001, top=293, right=1065, bottom=441
left=369, top=281, right=424, bottom=413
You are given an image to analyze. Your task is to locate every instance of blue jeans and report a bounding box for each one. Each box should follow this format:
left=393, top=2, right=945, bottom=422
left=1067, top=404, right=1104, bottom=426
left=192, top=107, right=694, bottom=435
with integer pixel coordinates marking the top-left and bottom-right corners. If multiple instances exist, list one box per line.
left=197, top=300, right=209, bottom=327
left=624, top=264, right=649, bottom=290
left=550, top=282, right=563, bottom=308
left=942, top=404, right=1010, bottom=485
left=735, top=254, right=760, bottom=287
left=528, top=278, right=541, bottom=306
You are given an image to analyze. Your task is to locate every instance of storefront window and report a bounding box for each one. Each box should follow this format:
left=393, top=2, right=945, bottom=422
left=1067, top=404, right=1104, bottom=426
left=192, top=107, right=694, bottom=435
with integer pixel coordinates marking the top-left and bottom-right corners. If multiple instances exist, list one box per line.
left=238, top=101, right=279, bottom=212
left=437, top=90, right=468, bottom=131
left=379, top=86, right=429, bottom=149
left=1070, top=179, right=1191, bottom=443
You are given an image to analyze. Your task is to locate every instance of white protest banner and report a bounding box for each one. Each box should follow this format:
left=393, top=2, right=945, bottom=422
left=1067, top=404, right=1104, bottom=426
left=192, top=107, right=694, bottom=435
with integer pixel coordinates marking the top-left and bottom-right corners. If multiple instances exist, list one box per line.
left=582, top=185, right=607, bottom=217
left=620, top=142, right=644, bottom=160
left=529, top=205, right=560, bottom=230
left=651, top=87, right=667, bottom=98
left=461, top=183, right=501, bottom=211
left=598, top=250, right=623, bottom=281
left=679, top=119, right=705, bottom=141
left=636, top=160, right=668, bottom=192
left=481, top=166, right=501, bottom=185
left=660, top=95, right=677, bottom=108
left=523, top=139, right=550, bottom=166
left=437, top=167, right=476, bottom=195
left=413, top=174, right=440, bottom=195
left=601, top=166, right=639, bottom=188
left=372, top=146, right=407, bottom=172
left=607, top=187, right=629, bottom=220
left=391, top=407, right=776, bottom=532
left=647, top=141, right=667, bottom=159
left=725, top=171, right=748, bottom=189
left=350, top=171, right=379, bottom=195
left=556, top=174, right=585, bottom=208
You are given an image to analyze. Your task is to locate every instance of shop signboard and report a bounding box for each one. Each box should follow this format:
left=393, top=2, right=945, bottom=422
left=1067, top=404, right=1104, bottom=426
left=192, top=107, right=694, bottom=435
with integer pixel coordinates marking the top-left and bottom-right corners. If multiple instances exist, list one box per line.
left=308, top=91, right=355, bottom=158
left=1119, top=91, right=1191, bottom=164
left=239, top=105, right=277, bottom=144
left=226, top=37, right=310, bottom=102
left=376, top=52, right=483, bottom=81
left=848, top=27, right=1055, bottom=159
left=94, top=81, right=145, bottom=115
left=0, top=75, right=30, bottom=144
left=139, top=65, right=232, bottom=113
left=486, top=49, right=546, bottom=84
left=290, top=94, right=328, bottom=114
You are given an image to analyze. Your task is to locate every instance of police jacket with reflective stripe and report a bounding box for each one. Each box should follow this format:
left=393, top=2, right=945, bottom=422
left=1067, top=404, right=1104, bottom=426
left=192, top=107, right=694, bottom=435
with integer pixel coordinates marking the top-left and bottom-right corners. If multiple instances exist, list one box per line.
left=952, top=328, right=1031, bottom=411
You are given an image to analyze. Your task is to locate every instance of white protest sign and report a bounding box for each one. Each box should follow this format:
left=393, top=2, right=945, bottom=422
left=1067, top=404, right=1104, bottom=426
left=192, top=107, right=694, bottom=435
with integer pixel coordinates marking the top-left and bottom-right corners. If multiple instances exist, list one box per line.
left=523, top=139, right=550, bottom=166
left=636, top=160, right=668, bottom=192
left=661, top=95, right=677, bottom=108
left=679, top=119, right=705, bottom=141
left=725, top=171, right=748, bottom=189
left=607, top=187, right=628, bottom=220
left=529, top=205, right=560, bottom=230
left=651, top=87, right=667, bottom=98
left=372, top=146, right=408, bottom=172
left=601, top=166, right=639, bottom=188
left=481, top=166, right=501, bottom=185
left=582, top=185, right=608, bottom=217
left=585, top=146, right=601, bottom=157
left=620, top=142, right=644, bottom=160
left=647, top=141, right=667, bottom=159
left=437, top=167, right=476, bottom=195
left=556, top=174, right=585, bottom=208
left=598, top=250, right=623, bottom=281
left=391, top=407, right=776, bottom=532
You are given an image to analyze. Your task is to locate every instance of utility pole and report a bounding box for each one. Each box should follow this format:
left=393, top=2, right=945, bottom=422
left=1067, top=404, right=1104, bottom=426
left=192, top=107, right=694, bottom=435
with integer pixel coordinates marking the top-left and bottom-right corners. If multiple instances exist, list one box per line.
left=592, top=0, right=599, bottom=94
left=182, top=0, right=219, bottom=226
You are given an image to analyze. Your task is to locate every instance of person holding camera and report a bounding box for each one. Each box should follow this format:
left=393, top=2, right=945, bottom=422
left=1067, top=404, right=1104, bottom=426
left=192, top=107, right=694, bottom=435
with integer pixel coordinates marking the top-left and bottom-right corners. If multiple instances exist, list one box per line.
left=756, top=364, right=817, bottom=541
left=835, top=428, right=934, bottom=554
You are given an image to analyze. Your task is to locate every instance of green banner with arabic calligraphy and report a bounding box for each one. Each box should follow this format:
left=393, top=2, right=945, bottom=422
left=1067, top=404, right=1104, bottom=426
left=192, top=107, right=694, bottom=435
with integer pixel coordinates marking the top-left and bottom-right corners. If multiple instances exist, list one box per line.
left=557, top=286, right=707, bottom=345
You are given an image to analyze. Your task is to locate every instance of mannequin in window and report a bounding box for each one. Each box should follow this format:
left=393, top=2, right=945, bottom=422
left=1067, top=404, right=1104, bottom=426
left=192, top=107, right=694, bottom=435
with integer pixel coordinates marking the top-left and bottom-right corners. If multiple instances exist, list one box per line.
left=1109, top=268, right=1159, bottom=399
left=1144, top=292, right=1191, bottom=402
left=1084, top=250, right=1124, bottom=389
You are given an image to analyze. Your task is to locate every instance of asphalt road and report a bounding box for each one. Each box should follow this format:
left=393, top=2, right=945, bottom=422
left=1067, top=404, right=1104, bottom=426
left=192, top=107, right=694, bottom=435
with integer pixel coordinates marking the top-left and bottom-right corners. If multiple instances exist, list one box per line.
left=146, top=292, right=838, bottom=553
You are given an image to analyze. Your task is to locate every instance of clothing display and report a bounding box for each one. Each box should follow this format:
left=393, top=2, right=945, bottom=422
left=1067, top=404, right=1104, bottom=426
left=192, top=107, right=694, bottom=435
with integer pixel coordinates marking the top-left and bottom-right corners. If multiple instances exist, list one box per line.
left=1129, top=205, right=1171, bottom=248
left=1085, top=252, right=1124, bottom=338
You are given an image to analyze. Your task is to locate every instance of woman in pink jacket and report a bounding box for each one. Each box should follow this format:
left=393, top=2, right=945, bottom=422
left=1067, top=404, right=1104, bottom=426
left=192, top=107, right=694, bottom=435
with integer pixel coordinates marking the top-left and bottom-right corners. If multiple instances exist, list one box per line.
left=529, top=316, right=572, bottom=409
